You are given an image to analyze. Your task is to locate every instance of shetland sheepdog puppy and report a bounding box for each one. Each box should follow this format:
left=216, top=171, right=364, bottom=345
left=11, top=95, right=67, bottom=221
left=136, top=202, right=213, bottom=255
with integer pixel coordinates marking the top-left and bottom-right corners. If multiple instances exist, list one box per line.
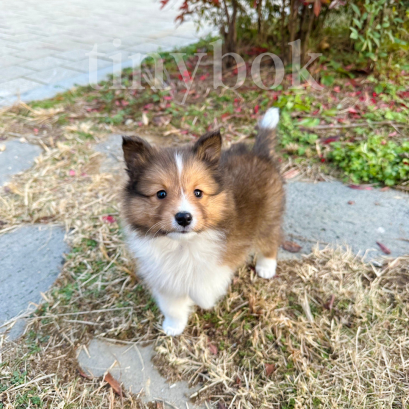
left=122, top=108, right=285, bottom=335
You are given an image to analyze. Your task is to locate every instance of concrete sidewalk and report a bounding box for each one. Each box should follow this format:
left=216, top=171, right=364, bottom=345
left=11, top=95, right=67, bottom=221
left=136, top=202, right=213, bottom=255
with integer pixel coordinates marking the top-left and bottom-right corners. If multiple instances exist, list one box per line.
left=0, top=0, right=212, bottom=106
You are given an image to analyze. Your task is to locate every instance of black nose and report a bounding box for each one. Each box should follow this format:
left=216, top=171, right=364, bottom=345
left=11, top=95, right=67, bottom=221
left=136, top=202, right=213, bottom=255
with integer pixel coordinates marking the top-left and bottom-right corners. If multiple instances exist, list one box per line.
left=175, top=212, right=192, bottom=227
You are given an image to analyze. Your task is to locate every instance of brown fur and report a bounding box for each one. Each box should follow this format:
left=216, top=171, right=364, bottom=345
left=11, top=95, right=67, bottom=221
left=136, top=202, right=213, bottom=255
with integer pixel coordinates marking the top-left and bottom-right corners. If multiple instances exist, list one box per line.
left=122, top=128, right=285, bottom=270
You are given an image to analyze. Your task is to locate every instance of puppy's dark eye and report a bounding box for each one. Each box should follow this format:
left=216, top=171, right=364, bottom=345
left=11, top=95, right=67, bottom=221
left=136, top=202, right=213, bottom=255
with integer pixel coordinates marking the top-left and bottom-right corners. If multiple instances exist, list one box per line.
left=157, top=190, right=167, bottom=199
left=194, top=189, right=203, bottom=198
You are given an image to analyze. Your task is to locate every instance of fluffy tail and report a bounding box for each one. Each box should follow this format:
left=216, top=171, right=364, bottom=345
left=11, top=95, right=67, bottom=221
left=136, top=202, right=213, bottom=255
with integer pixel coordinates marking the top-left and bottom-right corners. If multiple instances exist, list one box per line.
left=253, top=108, right=280, bottom=159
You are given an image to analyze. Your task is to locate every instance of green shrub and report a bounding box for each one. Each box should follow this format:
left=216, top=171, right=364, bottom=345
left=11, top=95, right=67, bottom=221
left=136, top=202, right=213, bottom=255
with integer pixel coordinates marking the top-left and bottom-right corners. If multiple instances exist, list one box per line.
left=350, top=0, right=408, bottom=61
left=329, top=136, right=409, bottom=186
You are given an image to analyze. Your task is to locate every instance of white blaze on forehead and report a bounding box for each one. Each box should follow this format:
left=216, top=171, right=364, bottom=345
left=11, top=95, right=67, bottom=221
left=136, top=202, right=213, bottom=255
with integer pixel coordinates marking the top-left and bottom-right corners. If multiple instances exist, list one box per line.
left=179, top=190, right=195, bottom=213
left=175, top=152, right=184, bottom=178
left=172, top=152, right=197, bottom=229
left=172, top=189, right=197, bottom=230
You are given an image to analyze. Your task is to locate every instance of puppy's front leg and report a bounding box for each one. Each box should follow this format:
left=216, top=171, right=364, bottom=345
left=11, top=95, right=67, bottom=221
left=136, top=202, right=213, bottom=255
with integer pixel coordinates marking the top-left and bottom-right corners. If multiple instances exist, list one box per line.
left=154, top=291, right=193, bottom=336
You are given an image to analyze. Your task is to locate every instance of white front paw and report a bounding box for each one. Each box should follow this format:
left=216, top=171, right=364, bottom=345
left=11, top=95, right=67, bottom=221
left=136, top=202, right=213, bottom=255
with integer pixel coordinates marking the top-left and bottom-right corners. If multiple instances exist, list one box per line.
left=256, top=257, right=277, bottom=279
left=162, top=317, right=186, bottom=336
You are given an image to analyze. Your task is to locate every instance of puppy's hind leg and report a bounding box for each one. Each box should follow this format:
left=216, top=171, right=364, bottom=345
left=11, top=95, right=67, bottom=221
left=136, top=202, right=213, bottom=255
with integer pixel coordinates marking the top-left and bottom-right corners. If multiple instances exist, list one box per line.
left=255, top=225, right=281, bottom=279
left=154, top=291, right=193, bottom=336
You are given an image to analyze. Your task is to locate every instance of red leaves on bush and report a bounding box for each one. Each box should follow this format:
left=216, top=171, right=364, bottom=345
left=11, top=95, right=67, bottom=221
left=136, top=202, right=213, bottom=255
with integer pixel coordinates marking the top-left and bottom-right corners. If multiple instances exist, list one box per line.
left=304, top=0, right=330, bottom=17
left=160, top=0, right=170, bottom=9
left=246, top=47, right=268, bottom=56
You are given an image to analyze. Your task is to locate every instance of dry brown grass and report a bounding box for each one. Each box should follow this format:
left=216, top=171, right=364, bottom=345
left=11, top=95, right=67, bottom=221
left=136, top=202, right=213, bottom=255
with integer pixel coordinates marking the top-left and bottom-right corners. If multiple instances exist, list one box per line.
left=0, top=101, right=408, bottom=409
left=156, top=249, right=409, bottom=408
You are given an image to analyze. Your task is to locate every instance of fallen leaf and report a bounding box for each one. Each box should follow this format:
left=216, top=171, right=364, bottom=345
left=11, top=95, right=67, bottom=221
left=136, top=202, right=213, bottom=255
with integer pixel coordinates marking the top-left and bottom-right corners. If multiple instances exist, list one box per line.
left=0, top=144, right=5, bottom=152
left=376, top=241, right=391, bottom=255
left=282, top=241, right=302, bottom=253
left=102, top=215, right=116, bottom=224
left=283, top=168, right=300, bottom=179
left=265, top=363, right=276, bottom=376
left=152, top=115, right=171, bottom=127
left=208, top=343, right=218, bottom=355
left=104, top=372, right=122, bottom=396
left=321, top=136, right=340, bottom=144
left=324, top=295, right=335, bottom=311
left=78, top=369, right=92, bottom=379
left=347, top=200, right=355, bottom=205
left=254, top=105, right=260, bottom=114
left=348, top=184, right=373, bottom=190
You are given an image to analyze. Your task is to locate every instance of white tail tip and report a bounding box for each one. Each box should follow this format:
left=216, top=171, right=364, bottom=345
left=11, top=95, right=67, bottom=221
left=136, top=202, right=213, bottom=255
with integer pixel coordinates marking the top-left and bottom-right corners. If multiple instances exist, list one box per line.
left=259, top=108, right=280, bottom=130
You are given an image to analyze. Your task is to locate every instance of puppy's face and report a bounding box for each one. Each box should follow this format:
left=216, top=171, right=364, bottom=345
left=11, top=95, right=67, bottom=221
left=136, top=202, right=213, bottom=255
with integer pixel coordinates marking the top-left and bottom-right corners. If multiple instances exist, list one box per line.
left=123, top=131, right=229, bottom=239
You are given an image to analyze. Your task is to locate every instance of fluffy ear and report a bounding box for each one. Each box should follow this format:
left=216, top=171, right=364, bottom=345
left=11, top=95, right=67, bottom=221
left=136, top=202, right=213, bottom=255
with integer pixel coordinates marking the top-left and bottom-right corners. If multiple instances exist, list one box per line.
left=193, top=130, right=222, bottom=164
left=122, top=136, right=153, bottom=169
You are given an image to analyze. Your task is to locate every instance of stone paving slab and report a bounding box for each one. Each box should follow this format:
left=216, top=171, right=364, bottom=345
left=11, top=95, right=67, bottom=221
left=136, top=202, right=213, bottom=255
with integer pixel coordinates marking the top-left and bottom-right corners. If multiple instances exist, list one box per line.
left=0, top=225, right=69, bottom=339
left=78, top=339, right=206, bottom=408
left=0, top=139, right=42, bottom=186
left=0, top=55, right=28, bottom=69
left=0, top=65, right=35, bottom=82
left=284, top=181, right=409, bottom=260
left=21, top=56, right=73, bottom=71
left=0, top=77, right=47, bottom=99
left=0, top=0, right=214, bottom=107
left=25, top=66, right=85, bottom=85
left=61, top=58, right=112, bottom=74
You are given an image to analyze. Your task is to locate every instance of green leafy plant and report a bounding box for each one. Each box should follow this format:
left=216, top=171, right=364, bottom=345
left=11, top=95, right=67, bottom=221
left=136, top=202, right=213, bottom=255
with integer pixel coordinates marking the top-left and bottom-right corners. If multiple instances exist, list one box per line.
left=349, top=0, right=407, bottom=61
left=329, top=136, right=409, bottom=186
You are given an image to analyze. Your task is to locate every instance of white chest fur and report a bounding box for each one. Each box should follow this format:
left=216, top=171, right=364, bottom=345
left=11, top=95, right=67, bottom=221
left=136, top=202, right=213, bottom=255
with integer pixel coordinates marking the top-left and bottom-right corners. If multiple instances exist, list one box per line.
left=125, top=228, right=233, bottom=308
